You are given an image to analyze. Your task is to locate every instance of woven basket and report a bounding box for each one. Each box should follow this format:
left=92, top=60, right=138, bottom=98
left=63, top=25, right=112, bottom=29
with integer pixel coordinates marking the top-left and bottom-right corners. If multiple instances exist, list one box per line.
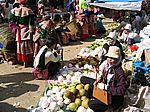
left=0, top=23, right=15, bottom=48
left=66, top=19, right=78, bottom=34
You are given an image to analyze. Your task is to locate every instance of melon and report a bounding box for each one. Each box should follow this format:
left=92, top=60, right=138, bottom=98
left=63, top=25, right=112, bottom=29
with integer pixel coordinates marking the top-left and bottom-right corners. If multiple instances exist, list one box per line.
left=68, top=103, right=78, bottom=111
left=75, top=98, right=82, bottom=106
left=82, top=99, right=89, bottom=109
left=63, top=91, right=74, bottom=99
left=84, top=84, right=90, bottom=91
left=76, top=84, right=84, bottom=90
left=81, top=96, right=88, bottom=101
left=79, top=89, right=86, bottom=96
left=69, top=88, right=79, bottom=95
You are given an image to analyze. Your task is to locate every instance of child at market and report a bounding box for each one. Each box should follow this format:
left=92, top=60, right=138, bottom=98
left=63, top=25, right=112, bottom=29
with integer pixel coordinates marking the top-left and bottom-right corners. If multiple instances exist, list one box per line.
left=80, top=46, right=126, bottom=112
left=33, top=37, right=62, bottom=79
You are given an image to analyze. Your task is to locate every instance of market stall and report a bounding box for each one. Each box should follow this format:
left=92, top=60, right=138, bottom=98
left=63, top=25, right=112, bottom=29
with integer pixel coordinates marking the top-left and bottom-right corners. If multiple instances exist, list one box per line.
left=90, top=0, right=143, bottom=11
left=29, top=27, right=150, bottom=111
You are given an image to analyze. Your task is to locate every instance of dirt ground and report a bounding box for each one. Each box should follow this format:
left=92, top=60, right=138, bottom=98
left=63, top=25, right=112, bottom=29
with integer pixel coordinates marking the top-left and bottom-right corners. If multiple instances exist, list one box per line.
left=0, top=38, right=96, bottom=112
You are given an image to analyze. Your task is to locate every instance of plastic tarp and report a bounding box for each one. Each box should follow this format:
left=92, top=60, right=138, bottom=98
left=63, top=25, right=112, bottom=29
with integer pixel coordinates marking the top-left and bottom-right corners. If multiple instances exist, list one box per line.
left=90, top=1, right=143, bottom=11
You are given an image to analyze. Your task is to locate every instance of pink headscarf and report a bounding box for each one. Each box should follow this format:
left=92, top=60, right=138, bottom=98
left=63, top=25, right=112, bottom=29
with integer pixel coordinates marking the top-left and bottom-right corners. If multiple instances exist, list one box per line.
left=19, top=0, right=27, bottom=4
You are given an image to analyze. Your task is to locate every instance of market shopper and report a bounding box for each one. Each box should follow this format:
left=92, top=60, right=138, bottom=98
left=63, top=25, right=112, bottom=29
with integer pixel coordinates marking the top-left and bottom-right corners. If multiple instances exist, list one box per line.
left=80, top=46, right=126, bottom=112
left=33, top=37, right=61, bottom=79
left=0, top=4, right=5, bottom=23
left=97, top=14, right=106, bottom=35
left=2, top=1, right=13, bottom=22
left=9, top=0, right=35, bottom=67
left=37, top=0, right=45, bottom=18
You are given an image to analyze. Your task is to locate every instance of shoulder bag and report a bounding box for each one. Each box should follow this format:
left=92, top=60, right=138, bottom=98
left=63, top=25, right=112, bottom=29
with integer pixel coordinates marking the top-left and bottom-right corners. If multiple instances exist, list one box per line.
left=93, top=67, right=112, bottom=105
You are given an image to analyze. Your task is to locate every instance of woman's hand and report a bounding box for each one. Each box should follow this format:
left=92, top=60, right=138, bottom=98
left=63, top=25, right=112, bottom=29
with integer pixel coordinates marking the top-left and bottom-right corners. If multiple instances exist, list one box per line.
left=93, top=80, right=99, bottom=85
left=93, top=77, right=101, bottom=85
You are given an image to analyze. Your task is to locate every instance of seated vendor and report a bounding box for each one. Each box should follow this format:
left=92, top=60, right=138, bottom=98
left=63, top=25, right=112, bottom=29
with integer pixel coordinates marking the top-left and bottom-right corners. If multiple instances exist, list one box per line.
left=80, top=46, right=126, bottom=112
left=52, top=14, right=71, bottom=45
left=106, top=31, right=125, bottom=60
left=33, top=37, right=61, bottom=79
left=119, top=24, right=139, bottom=45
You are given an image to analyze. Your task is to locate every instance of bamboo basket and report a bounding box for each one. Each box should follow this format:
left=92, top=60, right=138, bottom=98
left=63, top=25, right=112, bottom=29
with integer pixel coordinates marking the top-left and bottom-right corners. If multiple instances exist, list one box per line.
left=66, top=19, right=78, bottom=34
left=0, top=23, right=15, bottom=48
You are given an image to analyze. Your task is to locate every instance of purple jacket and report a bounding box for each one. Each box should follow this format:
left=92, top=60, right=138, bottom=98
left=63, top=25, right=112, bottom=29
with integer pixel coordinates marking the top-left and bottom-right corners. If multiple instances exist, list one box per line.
left=101, top=66, right=126, bottom=96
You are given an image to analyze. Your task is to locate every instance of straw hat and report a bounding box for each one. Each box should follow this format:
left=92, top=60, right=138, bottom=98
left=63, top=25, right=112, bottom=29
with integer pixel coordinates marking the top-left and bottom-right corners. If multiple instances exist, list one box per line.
left=97, top=14, right=105, bottom=19
left=124, top=24, right=131, bottom=31
left=105, top=46, right=120, bottom=59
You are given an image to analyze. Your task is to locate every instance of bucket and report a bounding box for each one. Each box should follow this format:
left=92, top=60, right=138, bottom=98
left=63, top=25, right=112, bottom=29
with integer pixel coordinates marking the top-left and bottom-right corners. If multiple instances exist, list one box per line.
left=66, top=19, right=78, bottom=34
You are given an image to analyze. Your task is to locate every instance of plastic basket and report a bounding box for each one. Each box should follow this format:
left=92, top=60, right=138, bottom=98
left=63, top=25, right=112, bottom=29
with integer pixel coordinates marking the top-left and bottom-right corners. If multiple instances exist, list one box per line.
left=66, top=19, right=78, bottom=34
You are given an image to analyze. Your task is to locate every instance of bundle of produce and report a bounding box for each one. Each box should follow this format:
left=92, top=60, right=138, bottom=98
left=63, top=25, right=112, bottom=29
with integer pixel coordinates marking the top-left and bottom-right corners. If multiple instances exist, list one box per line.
left=62, top=83, right=92, bottom=112
left=105, top=22, right=120, bottom=30
left=77, top=39, right=108, bottom=59
left=71, top=57, right=99, bottom=69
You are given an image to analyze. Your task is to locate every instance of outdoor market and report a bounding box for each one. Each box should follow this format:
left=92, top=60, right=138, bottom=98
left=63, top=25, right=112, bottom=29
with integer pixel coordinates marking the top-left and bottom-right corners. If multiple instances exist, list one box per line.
left=0, top=0, right=150, bottom=112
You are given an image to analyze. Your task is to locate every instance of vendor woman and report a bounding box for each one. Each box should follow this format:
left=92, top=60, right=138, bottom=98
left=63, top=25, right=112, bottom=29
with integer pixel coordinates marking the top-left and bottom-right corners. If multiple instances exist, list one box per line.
left=33, top=37, right=61, bottom=79
left=80, top=46, right=126, bottom=112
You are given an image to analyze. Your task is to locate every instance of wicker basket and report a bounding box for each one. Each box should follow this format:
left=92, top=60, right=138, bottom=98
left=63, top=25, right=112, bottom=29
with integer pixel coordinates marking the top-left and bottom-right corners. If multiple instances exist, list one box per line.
left=66, top=19, right=78, bottom=34
left=0, top=23, right=15, bottom=48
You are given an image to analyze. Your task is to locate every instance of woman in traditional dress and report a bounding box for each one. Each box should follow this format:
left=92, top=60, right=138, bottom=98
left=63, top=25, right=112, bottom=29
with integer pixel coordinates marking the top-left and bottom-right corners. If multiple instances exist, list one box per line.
left=9, top=0, right=34, bottom=67
left=33, top=15, right=54, bottom=58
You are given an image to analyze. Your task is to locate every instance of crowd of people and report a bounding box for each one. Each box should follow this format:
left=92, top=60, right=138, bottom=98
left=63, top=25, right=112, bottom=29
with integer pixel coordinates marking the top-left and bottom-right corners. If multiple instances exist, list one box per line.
left=0, top=0, right=150, bottom=111
left=0, top=0, right=149, bottom=72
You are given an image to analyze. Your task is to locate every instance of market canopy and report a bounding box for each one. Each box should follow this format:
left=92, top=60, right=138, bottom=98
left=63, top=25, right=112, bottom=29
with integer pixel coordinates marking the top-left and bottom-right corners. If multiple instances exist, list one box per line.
left=90, top=0, right=143, bottom=11
left=96, top=0, right=143, bottom=2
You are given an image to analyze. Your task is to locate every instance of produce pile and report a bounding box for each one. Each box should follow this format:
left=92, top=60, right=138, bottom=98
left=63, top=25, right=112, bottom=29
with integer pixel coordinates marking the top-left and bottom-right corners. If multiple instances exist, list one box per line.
left=71, top=57, right=99, bottom=68
left=30, top=64, right=96, bottom=112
